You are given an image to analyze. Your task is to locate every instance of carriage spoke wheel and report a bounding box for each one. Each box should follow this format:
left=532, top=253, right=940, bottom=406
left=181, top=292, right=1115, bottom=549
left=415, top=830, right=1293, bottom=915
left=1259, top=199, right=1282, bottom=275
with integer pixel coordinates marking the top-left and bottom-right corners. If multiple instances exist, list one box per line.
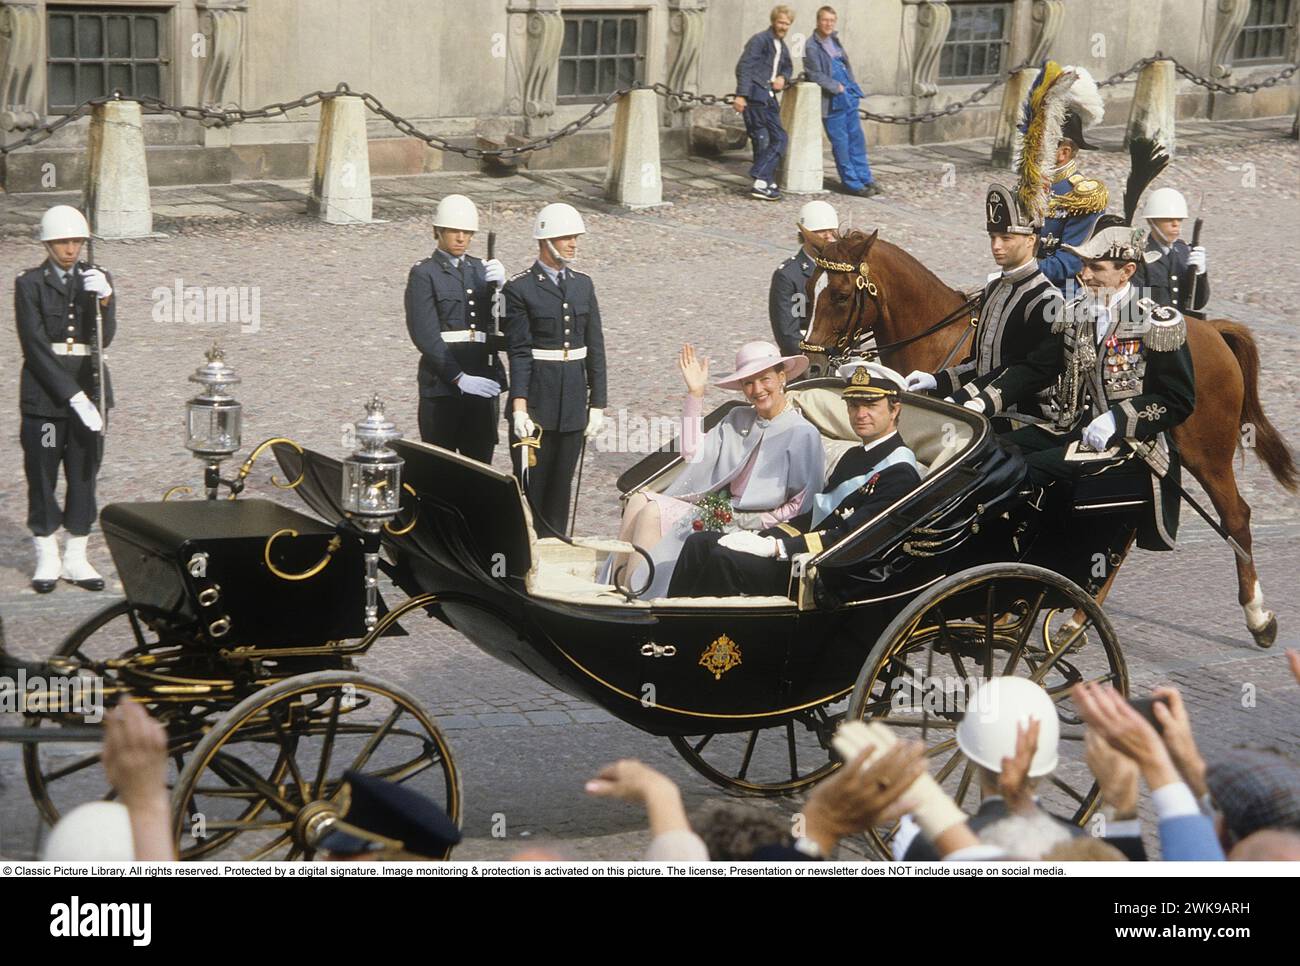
left=172, top=670, right=460, bottom=861
left=846, top=563, right=1127, bottom=859
left=669, top=695, right=850, bottom=796
left=23, top=600, right=208, bottom=825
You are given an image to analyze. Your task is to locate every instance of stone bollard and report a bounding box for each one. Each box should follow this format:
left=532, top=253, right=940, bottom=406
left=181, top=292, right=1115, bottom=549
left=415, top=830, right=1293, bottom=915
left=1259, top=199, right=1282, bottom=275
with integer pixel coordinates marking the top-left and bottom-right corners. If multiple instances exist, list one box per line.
left=778, top=81, right=826, bottom=194
left=1125, top=59, right=1177, bottom=157
left=308, top=95, right=373, bottom=224
left=83, top=99, right=153, bottom=238
left=604, top=88, right=669, bottom=209
left=991, top=68, right=1038, bottom=169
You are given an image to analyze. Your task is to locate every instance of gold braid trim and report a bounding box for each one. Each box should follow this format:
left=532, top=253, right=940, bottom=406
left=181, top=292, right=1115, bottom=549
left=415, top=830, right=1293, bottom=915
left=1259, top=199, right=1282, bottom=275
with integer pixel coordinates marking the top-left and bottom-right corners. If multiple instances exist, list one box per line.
left=1048, top=177, right=1109, bottom=217
left=1143, top=315, right=1187, bottom=351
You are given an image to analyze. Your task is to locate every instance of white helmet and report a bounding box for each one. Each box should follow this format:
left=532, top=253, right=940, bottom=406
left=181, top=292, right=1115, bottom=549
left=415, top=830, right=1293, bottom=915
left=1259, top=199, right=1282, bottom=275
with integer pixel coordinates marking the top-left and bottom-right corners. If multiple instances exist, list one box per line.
left=1143, top=187, right=1188, bottom=220
left=40, top=204, right=90, bottom=242
left=533, top=202, right=586, bottom=240
left=799, top=200, right=839, bottom=232
left=42, top=801, right=135, bottom=860
left=433, top=194, right=479, bottom=233
left=956, top=677, right=1060, bottom=778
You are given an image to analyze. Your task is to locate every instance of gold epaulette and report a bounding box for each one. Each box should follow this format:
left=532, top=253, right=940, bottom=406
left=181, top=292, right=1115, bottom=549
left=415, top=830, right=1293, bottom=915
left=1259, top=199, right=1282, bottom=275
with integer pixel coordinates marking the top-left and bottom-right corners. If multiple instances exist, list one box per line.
left=1049, top=174, right=1109, bottom=217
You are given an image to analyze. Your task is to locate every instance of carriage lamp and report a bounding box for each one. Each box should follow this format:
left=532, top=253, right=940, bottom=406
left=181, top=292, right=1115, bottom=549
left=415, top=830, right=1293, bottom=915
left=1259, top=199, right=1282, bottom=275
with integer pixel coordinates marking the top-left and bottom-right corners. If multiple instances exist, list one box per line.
left=341, top=394, right=404, bottom=630
left=185, top=344, right=243, bottom=499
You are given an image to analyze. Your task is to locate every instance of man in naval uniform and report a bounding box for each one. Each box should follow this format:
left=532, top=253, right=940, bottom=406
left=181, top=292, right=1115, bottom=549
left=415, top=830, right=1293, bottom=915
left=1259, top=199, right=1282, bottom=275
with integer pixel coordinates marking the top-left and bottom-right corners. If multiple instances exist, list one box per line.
left=769, top=200, right=839, bottom=357
left=503, top=202, right=607, bottom=538
left=15, top=205, right=114, bottom=594
left=1003, top=225, right=1195, bottom=553
left=1137, top=187, right=1210, bottom=316
left=904, top=184, right=1064, bottom=432
left=405, top=194, right=507, bottom=463
left=1036, top=108, right=1110, bottom=290
left=668, top=364, right=920, bottom=598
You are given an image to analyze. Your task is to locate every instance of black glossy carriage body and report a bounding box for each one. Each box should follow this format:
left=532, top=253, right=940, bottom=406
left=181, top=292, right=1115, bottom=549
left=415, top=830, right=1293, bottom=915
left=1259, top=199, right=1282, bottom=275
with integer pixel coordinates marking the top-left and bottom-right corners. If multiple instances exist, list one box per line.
left=274, top=380, right=1127, bottom=739
left=101, top=499, right=369, bottom=648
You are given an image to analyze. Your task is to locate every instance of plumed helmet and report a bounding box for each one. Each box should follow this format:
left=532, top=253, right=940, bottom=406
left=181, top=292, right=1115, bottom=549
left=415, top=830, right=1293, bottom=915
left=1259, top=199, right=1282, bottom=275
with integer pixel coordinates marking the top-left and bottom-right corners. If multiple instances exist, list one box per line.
left=956, top=677, right=1060, bottom=778
left=533, top=202, right=586, bottom=240
left=40, top=205, right=90, bottom=242
left=42, top=802, right=135, bottom=860
left=798, top=200, right=839, bottom=231
left=433, top=194, right=479, bottom=232
left=1142, top=186, right=1189, bottom=220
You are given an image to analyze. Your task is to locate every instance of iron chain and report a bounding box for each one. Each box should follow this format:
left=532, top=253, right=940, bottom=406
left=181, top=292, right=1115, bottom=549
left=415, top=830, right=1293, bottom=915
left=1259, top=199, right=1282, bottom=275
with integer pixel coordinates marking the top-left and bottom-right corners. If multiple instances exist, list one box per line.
left=2, top=56, right=1295, bottom=158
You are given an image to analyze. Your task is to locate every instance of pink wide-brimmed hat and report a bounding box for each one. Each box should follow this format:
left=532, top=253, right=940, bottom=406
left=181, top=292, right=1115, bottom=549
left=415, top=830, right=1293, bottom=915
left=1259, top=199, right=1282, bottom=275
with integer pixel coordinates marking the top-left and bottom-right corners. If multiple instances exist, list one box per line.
left=713, top=340, right=809, bottom=390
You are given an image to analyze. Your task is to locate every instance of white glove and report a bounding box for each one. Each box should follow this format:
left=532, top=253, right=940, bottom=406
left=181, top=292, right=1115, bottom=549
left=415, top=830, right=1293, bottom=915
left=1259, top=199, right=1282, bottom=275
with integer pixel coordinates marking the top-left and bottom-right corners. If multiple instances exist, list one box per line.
left=584, top=408, right=604, bottom=439
left=718, top=530, right=778, bottom=558
left=69, top=391, right=103, bottom=432
left=457, top=374, right=501, bottom=398
left=1187, top=246, right=1206, bottom=275
left=512, top=410, right=536, bottom=439
left=962, top=398, right=987, bottom=414
left=1082, top=411, right=1117, bottom=451
left=483, top=258, right=506, bottom=285
left=905, top=370, right=937, bottom=393
left=81, top=268, right=112, bottom=299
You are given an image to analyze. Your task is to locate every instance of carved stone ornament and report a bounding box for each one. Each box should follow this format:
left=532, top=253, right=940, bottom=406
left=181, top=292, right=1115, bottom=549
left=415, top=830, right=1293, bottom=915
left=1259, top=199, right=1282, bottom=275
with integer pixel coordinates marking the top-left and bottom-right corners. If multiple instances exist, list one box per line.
left=911, top=1, right=952, bottom=97
left=0, top=2, right=41, bottom=131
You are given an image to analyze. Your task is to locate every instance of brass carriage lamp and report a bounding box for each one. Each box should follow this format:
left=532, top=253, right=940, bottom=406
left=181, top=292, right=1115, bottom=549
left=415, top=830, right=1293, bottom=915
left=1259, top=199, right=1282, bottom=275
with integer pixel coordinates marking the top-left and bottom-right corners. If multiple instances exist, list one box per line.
left=341, top=394, right=404, bottom=629
left=185, top=344, right=243, bottom=499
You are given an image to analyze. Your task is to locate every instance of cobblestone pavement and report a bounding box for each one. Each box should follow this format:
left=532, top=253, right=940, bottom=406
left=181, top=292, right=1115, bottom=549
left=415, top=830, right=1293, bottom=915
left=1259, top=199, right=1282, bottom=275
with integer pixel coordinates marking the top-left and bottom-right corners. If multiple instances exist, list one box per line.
left=0, top=118, right=1297, bottom=861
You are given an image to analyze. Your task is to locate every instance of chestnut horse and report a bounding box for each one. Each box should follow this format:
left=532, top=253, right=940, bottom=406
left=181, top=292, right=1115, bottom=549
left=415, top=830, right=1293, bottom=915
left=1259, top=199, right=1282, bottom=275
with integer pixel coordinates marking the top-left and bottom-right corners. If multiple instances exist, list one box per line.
left=798, top=228, right=1297, bottom=648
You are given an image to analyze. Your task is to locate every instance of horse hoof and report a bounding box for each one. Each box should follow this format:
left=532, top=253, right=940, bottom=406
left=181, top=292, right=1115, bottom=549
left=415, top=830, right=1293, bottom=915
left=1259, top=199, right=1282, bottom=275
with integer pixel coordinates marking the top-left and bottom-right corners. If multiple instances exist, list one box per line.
left=1249, top=613, right=1278, bottom=649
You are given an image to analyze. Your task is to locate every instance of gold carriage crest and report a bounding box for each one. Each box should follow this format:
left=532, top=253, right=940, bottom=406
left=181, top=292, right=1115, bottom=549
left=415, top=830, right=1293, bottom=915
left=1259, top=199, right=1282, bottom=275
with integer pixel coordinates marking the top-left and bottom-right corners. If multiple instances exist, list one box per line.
left=699, top=634, right=742, bottom=681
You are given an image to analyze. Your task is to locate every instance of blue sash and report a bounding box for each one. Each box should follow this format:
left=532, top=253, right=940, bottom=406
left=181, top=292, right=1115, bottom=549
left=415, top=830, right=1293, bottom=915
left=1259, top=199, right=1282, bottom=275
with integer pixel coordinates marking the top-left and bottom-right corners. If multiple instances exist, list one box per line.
left=811, top=446, right=918, bottom=528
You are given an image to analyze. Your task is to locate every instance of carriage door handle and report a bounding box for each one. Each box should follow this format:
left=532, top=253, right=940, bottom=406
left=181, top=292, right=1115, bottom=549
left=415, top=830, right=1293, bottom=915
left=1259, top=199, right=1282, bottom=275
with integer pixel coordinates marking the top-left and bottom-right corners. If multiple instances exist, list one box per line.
left=640, top=643, right=677, bottom=658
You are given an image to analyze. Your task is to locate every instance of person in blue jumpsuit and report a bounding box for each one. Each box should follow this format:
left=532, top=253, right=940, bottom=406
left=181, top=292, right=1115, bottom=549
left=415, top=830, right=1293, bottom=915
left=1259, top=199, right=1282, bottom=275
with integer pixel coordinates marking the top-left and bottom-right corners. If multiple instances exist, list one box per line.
left=802, top=6, right=879, bottom=198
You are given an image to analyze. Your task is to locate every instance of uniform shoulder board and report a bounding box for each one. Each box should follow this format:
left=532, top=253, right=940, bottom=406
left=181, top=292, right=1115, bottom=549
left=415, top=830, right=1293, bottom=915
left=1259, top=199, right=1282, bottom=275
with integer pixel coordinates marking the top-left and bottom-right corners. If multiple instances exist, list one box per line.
left=1052, top=175, right=1109, bottom=217
left=1142, top=302, right=1187, bottom=351
left=508, top=268, right=529, bottom=281
left=569, top=268, right=590, bottom=278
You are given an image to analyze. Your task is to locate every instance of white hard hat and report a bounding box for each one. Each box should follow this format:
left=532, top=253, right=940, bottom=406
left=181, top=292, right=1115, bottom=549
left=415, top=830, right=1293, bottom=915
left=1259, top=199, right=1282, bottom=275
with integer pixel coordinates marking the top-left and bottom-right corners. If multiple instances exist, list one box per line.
left=799, top=200, right=839, bottom=231
left=1143, top=187, right=1188, bottom=220
left=533, top=202, right=586, bottom=240
left=433, top=194, right=479, bottom=233
left=956, top=677, right=1060, bottom=778
left=40, top=205, right=90, bottom=242
left=42, top=801, right=135, bottom=860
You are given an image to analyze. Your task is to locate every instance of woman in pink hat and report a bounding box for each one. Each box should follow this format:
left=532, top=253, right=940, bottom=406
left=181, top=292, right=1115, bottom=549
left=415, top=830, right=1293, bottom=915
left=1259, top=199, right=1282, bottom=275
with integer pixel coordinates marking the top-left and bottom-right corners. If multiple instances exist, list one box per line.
left=606, top=340, right=825, bottom=596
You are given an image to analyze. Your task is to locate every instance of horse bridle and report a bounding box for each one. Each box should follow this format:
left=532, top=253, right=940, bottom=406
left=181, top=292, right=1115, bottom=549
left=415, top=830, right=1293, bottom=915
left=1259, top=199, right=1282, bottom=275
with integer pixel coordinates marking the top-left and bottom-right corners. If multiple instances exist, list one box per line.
left=799, top=255, right=882, bottom=361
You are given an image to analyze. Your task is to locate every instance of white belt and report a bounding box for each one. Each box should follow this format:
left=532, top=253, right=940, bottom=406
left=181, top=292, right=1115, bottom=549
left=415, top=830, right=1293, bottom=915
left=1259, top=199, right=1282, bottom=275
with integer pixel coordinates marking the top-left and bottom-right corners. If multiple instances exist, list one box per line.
left=532, top=347, right=586, bottom=361
left=441, top=330, right=487, bottom=344
left=51, top=342, right=92, bottom=357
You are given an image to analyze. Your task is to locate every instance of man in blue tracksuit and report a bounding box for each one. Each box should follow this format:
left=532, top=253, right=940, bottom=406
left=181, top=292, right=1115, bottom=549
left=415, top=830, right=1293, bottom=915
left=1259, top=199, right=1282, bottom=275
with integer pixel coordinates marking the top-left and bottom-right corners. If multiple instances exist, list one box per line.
left=733, top=6, right=795, bottom=201
left=802, top=6, right=879, bottom=198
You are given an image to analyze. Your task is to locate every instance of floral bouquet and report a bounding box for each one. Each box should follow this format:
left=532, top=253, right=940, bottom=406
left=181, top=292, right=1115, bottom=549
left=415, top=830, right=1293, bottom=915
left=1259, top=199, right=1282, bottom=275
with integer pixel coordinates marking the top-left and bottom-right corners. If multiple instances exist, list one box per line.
left=692, top=492, right=733, bottom=532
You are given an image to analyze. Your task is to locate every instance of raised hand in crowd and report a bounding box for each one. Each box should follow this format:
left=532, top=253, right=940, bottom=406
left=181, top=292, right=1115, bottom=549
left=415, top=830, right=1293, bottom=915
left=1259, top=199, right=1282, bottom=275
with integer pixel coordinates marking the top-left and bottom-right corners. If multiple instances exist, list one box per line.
left=997, top=719, right=1041, bottom=816
left=1073, top=682, right=1180, bottom=791
left=1288, top=649, right=1300, bottom=687
left=101, top=702, right=175, bottom=861
left=803, top=740, right=928, bottom=856
left=586, top=759, right=705, bottom=860
left=1085, top=728, right=1140, bottom=820
left=1150, top=686, right=1209, bottom=800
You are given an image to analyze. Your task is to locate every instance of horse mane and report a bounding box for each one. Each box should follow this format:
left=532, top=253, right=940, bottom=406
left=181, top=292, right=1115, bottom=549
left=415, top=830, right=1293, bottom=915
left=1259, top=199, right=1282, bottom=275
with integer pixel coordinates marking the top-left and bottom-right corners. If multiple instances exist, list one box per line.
left=825, top=230, right=963, bottom=299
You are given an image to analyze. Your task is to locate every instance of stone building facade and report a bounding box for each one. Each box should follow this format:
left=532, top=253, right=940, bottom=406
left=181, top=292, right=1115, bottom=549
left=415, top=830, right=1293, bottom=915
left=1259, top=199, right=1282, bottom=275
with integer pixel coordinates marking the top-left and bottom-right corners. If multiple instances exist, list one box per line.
left=0, top=0, right=1295, bottom=191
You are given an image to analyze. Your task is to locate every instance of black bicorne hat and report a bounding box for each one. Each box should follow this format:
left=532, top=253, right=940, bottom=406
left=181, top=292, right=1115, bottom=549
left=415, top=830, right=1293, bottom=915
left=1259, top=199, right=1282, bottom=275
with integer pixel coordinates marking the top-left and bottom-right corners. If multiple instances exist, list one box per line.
left=1060, top=110, right=1094, bottom=150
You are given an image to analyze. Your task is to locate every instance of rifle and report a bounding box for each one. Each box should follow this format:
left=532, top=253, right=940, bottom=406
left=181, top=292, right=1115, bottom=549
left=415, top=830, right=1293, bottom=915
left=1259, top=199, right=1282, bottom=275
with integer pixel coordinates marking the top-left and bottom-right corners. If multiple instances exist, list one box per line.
left=84, top=236, right=107, bottom=458
left=1184, top=215, right=1204, bottom=317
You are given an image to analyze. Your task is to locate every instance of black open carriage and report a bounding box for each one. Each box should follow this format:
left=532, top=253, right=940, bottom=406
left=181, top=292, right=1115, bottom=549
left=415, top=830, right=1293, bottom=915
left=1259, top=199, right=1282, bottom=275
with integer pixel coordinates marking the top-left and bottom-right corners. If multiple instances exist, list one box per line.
left=9, top=380, right=1141, bottom=859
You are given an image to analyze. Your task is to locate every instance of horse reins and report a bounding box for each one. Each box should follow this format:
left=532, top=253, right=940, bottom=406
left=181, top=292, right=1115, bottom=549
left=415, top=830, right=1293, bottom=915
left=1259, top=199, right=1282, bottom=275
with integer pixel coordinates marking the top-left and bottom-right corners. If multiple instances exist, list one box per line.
left=801, top=253, right=981, bottom=367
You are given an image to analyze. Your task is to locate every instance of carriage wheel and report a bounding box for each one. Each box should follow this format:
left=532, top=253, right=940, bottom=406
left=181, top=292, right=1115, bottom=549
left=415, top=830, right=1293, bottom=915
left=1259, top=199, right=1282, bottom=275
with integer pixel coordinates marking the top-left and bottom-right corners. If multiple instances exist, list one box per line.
left=23, top=600, right=205, bottom=825
left=668, top=695, right=848, bottom=796
left=846, top=563, right=1127, bottom=859
left=171, top=670, right=460, bottom=861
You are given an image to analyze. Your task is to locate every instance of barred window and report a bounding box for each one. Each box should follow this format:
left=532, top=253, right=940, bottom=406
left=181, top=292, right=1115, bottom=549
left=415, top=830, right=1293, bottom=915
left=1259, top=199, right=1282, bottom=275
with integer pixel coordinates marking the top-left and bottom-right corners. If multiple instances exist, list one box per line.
left=939, top=2, right=1011, bottom=82
left=557, top=12, right=646, bottom=102
left=1233, top=0, right=1295, bottom=63
left=47, top=6, right=168, bottom=113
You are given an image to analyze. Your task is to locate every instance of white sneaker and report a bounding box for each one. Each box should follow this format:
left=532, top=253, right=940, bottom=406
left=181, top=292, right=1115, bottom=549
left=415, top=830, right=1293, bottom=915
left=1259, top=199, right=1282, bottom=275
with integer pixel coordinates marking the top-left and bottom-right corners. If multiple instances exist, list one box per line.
left=32, top=535, right=60, bottom=593
left=61, top=534, right=105, bottom=591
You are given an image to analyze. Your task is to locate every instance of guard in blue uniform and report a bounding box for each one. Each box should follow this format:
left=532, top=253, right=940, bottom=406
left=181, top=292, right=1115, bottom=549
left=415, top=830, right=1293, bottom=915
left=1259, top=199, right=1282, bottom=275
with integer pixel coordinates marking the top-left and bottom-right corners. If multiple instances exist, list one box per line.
left=16, top=205, right=114, bottom=593
left=1036, top=111, right=1109, bottom=289
left=404, top=194, right=506, bottom=463
left=770, top=200, right=839, bottom=357
left=503, top=203, right=607, bottom=537
left=1137, top=187, right=1210, bottom=315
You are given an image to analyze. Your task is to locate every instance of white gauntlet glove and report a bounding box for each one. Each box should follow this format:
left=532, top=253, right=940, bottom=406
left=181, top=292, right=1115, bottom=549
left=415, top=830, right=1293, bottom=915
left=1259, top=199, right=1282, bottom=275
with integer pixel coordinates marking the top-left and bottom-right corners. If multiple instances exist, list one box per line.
left=584, top=408, right=604, bottom=439
left=483, top=258, right=506, bottom=285
left=457, top=374, right=501, bottom=398
left=905, top=370, right=938, bottom=393
left=717, top=531, right=778, bottom=558
left=512, top=410, right=536, bottom=439
left=1187, top=246, right=1206, bottom=276
left=80, top=268, right=112, bottom=299
left=1082, top=411, right=1117, bottom=451
left=69, top=391, right=103, bottom=432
